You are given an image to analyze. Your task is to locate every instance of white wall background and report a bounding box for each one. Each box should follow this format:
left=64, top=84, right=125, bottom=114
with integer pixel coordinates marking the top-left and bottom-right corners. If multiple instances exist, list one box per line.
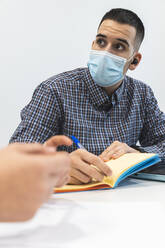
left=0, top=0, right=165, bottom=147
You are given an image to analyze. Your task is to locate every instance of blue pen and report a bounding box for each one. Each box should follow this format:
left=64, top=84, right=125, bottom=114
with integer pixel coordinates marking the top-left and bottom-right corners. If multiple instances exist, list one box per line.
left=71, top=135, right=86, bottom=150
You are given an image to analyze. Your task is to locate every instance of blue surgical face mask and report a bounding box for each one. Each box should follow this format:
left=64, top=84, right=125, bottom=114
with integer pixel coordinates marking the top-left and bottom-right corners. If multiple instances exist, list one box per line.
left=87, top=50, right=130, bottom=87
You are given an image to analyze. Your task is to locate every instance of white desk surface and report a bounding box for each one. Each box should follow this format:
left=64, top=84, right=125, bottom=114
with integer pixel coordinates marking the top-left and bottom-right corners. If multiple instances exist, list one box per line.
left=0, top=178, right=165, bottom=248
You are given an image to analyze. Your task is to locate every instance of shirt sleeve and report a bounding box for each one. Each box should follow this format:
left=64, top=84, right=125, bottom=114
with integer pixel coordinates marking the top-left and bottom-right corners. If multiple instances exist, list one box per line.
left=139, top=85, right=165, bottom=156
left=9, top=82, right=63, bottom=144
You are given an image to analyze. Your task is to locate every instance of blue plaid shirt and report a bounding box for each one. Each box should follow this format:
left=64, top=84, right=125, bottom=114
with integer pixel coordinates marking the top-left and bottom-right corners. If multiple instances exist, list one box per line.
left=10, top=67, right=165, bottom=156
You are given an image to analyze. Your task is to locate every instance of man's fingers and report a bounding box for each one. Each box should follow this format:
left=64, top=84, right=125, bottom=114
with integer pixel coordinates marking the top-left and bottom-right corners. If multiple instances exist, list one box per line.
left=80, top=151, right=111, bottom=177
left=100, top=149, right=114, bottom=161
left=74, top=159, right=105, bottom=182
left=41, top=152, right=71, bottom=189
left=46, top=152, right=71, bottom=174
left=111, top=149, right=125, bottom=159
left=100, top=141, right=135, bottom=161
left=55, top=175, right=70, bottom=188
left=8, top=143, right=51, bottom=154
left=70, top=168, right=91, bottom=183
left=37, top=152, right=71, bottom=190
left=69, top=149, right=111, bottom=184
left=44, top=135, right=72, bottom=148
left=100, top=142, right=125, bottom=161
left=68, top=176, right=83, bottom=185
left=100, top=142, right=117, bottom=158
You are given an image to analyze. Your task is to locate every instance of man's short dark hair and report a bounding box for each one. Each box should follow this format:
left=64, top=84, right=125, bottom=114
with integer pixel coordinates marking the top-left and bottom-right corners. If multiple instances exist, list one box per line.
left=98, top=8, right=145, bottom=50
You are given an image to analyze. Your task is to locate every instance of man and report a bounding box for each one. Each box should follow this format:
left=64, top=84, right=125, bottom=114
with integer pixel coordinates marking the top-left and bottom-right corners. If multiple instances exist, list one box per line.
left=0, top=136, right=72, bottom=222
left=10, top=8, right=165, bottom=185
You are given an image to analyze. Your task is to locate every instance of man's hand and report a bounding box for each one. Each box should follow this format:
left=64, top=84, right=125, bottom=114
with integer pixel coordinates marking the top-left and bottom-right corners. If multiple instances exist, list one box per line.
left=44, top=135, right=72, bottom=151
left=99, top=141, right=140, bottom=162
left=68, top=149, right=112, bottom=185
left=0, top=139, right=71, bottom=222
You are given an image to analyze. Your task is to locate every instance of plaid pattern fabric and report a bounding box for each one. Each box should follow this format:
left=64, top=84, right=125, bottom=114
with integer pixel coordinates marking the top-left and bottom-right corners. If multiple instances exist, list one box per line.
left=10, top=67, right=165, bottom=156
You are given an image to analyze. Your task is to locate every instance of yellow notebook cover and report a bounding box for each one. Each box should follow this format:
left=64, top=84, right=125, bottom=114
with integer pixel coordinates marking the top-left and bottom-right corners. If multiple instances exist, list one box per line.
left=54, top=153, right=160, bottom=193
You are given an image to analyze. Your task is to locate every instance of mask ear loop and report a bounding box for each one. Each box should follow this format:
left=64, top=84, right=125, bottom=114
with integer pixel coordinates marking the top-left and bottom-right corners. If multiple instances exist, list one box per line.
left=127, top=52, right=136, bottom=64
left=122, top=52, right=135, bottom=76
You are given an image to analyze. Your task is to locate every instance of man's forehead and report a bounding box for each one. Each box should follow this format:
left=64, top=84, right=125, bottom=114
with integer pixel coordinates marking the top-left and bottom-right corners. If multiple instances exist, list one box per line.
left=98, top=19, right=136, bottom=44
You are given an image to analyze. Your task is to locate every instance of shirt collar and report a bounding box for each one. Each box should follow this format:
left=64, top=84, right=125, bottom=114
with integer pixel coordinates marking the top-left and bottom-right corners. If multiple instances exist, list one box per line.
left=111, top=77, right=125, bottom=104
left=83, top=68, right=125, bottom=108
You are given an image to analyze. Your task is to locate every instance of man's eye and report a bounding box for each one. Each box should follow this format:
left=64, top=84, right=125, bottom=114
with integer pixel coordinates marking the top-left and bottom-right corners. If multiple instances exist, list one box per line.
left=96, top=38, right=106, bottom=47
left=113, top=43, right=125, bottom=51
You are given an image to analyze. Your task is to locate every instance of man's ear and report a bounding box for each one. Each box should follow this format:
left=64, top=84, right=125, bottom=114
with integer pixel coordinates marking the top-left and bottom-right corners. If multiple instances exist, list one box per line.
left=91, top=40, right=95, bottom=49
left=129, top=53, right=142, bottom=71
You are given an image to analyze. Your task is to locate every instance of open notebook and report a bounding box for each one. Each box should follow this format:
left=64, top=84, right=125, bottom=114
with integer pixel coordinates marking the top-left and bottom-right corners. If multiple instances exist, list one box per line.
left=55, top=153, right=160, bottom=193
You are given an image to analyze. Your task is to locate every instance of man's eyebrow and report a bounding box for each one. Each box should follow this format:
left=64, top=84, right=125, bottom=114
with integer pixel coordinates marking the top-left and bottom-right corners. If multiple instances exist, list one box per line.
left=96, top=33, right=107, bottom=38
left=116, top=38, right=129, bottom=47
left=96, top=34, right=130, bottom=47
